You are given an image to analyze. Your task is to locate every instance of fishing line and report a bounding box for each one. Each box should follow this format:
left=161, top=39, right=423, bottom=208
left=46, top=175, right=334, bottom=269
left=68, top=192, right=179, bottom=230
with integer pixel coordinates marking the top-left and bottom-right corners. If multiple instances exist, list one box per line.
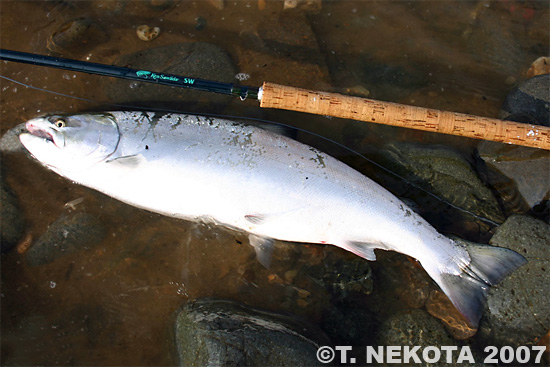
left=0, top=73, right=499, bottom=227
left=0, top=74, right=100, bottom=104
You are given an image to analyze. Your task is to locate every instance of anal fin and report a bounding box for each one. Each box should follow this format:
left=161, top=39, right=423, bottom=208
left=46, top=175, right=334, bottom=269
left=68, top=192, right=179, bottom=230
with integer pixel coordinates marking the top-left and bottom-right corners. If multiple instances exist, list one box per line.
left=337, top=241, right=381, bottom=261
left=248, top=234, right=274, bottom=268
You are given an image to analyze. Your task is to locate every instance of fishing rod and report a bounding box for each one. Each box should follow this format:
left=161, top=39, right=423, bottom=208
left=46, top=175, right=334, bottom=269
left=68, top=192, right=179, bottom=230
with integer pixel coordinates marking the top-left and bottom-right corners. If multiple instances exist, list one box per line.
left=1, top=48, right=549, bottom=150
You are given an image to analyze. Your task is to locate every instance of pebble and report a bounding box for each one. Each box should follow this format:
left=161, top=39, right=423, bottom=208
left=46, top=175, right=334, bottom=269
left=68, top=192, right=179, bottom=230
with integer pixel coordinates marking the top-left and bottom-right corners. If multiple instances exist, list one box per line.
left=526, top=56, right=550, bottom=78
left=207, top=0, right=224, bottom=10
left=136, top=25, right=160, bottom=41
left=194, top=16, right=207, bottom=31
left=283, top=0, right=322, bottom=11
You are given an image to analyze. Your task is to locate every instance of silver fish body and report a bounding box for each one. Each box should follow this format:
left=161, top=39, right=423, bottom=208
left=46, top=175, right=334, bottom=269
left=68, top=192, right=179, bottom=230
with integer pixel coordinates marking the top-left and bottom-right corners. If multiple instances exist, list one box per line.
left=19, top=111, right=526, bottom=326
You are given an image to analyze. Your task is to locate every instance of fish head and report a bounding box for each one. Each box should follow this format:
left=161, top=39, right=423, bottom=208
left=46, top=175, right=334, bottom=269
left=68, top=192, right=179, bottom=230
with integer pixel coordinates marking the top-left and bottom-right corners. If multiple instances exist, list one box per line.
left=19, top=113, right=120, bottom=173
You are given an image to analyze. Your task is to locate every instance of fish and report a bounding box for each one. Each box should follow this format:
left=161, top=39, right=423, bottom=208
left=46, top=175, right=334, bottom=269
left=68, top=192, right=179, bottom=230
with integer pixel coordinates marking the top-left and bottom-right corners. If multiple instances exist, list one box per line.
left=19, top=111, right=526, bottom=326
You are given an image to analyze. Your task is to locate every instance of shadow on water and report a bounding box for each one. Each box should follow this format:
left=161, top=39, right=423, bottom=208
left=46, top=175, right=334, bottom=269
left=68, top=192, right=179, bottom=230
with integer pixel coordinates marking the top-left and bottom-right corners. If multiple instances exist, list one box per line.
left=1, top=1, right=548, bottom=365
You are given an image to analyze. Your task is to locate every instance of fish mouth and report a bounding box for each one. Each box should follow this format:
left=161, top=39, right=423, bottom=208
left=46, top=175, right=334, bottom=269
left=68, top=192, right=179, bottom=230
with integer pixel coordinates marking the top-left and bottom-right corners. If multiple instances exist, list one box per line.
left=25, top=121, right=56, bottom=145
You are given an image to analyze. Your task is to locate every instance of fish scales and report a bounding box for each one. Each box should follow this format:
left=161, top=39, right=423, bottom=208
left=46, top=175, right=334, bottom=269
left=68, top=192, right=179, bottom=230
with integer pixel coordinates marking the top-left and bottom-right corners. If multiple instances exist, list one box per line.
left=111, top=112, right=427, bottom=249
left=18, top=111, right=526, bottom=326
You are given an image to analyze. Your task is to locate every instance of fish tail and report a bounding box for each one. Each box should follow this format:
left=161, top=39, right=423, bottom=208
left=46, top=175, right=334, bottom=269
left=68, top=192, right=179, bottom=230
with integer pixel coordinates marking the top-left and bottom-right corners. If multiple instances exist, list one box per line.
left=433, top=242, right=526, bottom=327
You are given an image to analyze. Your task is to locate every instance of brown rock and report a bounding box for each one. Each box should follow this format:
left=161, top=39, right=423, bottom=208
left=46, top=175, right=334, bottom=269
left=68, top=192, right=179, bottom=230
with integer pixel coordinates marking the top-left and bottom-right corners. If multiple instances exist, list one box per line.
left=426, top=290, right=478, bottom=340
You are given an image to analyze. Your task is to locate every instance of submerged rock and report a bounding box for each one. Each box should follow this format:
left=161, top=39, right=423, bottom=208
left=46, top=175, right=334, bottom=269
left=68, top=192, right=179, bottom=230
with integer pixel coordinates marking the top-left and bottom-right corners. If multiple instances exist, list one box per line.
left=106, top=42, right=237, bottom=113
left=476, top=142, right=549, bottom=220
left=499, top=74, right=550, bottom=127
left=0, top=173, right=25, bottom=253
left=321, top=302, right=374, bottom=346
left=478, top=215, right=550, bottom=350
left=46, top=17, right=109, bottom=57
left=237, top=9, right=330, bottom=90
left=377, top=142, right=505, bottom=237
left=376, top=309, right=476, bottom=367
left=174, top=298, right=330, bottom=367
left=425, top=289, right=477, bottom=340
left=304, top=252, right=373, bottom=301
left=0, top=123, right=26, bottom=153
left=26, top=212, right=107, bottom=266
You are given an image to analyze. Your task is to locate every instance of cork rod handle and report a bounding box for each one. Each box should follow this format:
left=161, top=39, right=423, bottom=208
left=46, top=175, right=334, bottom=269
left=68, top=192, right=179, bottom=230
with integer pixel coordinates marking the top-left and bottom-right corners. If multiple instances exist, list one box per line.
left=259, top=82, right=550, bottom=150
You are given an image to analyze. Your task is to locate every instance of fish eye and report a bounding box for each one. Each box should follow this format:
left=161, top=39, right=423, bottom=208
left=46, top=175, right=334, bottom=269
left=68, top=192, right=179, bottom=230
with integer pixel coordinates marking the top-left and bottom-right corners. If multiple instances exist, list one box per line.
left=54, top=118, right=66, bottom=128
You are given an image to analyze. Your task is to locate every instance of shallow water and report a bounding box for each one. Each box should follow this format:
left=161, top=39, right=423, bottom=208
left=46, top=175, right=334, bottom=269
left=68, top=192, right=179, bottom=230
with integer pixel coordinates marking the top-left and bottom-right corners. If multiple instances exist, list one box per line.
left=1, top=1, right=548, bottom=365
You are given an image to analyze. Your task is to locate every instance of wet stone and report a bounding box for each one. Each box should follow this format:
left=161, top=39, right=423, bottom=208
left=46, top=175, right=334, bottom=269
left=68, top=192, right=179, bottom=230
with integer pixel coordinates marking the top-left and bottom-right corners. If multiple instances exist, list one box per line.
left=357, top=58, right=428, bottom=101
left=46, top=17, right=109, bottom=57
left=527, top=56, right=550, bottom=78
left=257, top=10, right=323, bottom=64
left=377, top=142, right=505, bottom=236
left=174, top=298, right=331, bottom=367
left=92, top=0, right=126, bottom=16
left=106, top=42, right=236, bottom=113
left=499, top=74, right=550, bottom=126
left=303, top=252, right=373, bottom=301
left=0, top=173, right=25, bottom=253
left=478, top=215, right=550, bottom=350
left=237, top=9, right=330, bottom=89
left=376, top=309, right=472, bottom=367
left=0, top=123, right=26, bottom=153
left=321, top=302, right=375, bottom=346
left=394, top=259, right=433, bottom=309
left=476, top=141, right=549, bottom=220
left=425, top=289, right=477, bottom=340
left=26, top=212, right=107, bottom=266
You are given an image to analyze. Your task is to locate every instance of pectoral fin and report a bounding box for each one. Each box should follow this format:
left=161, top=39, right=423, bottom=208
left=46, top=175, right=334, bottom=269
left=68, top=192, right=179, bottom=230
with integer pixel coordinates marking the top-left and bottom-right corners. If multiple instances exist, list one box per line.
left=106, top=154, right=146, bottom=168
left=248, top=234, right=274, bottom=268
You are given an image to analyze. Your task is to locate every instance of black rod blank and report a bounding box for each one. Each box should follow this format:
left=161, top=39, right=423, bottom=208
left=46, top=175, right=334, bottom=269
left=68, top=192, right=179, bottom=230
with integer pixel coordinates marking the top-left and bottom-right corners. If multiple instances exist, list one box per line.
left=0, top=49, right=259, bottom=100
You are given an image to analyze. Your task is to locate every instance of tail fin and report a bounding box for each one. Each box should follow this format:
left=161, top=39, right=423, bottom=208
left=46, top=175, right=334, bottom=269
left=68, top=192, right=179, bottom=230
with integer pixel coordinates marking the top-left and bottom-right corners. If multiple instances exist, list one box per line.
left=434, top=242, right=526, bottom=327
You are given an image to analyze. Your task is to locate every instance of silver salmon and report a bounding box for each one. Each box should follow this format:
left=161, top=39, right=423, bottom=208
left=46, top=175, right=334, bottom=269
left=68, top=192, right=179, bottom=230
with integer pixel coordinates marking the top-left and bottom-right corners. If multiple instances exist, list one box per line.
left=19, top=111, right=526, bottom=326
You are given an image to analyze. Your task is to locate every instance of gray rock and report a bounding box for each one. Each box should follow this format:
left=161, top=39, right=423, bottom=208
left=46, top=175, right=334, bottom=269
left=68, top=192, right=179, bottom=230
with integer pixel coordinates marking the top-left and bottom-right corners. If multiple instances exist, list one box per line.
left=378, top=143, right=505, bottom=232
left=106, top=42, right=237, bottom=113
left=0, top=173, right=25, bottom=252
left=174, top=298, right=331, bottom=367
left=476, top=141, right=549, bottom=217
left=479, top=215, right=550, bottom=349
left=26, top=212, right=107, bottom=266
left=499, top=74, right=550, bottom=127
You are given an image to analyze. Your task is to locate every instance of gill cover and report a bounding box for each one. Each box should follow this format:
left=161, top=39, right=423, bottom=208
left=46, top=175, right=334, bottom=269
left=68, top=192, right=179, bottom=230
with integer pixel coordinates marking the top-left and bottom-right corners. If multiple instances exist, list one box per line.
left=19, top=113, right=120, bottom=173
